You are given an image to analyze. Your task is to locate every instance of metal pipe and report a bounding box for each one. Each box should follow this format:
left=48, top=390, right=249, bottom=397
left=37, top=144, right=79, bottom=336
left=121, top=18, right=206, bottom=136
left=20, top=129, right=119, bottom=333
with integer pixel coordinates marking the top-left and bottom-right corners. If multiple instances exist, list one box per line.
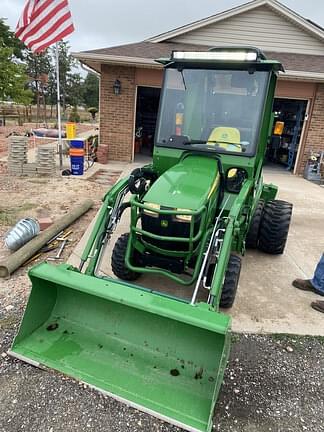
left=5, top=218, right=40, bottom=251
left=55, top=42, right=63, bottom=170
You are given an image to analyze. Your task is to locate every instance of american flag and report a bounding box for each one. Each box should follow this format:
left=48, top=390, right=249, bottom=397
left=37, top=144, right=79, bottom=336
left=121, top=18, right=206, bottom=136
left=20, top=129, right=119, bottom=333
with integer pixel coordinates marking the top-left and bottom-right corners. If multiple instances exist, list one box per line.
left=15, top=0, right=74, bottom=53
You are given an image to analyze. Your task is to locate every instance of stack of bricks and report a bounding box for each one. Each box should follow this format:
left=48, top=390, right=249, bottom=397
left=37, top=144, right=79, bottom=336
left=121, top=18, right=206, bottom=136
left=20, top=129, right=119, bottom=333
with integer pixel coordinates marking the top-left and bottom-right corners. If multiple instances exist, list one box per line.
left=8, top=136, right=28, bottom=176
left=36, top=146, right=56, bottom=176
left=22, top=163, right=37, bottom=176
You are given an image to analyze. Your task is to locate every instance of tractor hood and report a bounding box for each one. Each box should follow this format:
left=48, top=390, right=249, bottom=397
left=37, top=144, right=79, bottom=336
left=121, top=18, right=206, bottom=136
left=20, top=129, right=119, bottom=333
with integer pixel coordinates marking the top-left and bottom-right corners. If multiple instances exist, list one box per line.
left=145, top=155, right=220, bottom=210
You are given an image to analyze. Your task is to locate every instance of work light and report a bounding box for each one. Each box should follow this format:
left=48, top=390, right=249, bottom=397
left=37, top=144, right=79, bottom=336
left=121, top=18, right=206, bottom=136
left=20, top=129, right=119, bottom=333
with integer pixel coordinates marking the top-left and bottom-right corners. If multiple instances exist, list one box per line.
left=172, top=51, right=258, bottom=62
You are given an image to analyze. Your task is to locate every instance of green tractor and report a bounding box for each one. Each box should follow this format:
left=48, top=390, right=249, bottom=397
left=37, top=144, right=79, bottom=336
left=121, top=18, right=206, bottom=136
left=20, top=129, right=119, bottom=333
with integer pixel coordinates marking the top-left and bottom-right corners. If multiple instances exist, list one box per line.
left=10, top=47, right=292, bottom=432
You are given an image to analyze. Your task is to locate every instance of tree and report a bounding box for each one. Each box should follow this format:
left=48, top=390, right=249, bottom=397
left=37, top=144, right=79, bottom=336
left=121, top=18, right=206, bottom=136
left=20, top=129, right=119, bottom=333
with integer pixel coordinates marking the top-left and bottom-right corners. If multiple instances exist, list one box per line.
left=88, top=107, right=98, bottom=121
left=0, top=23, right=95, bottom=123
left=25, top=49, right=52, bottom=123
left=68, top=105, right=80, bottom=123
left=83, top=73, right=99, bottom=108
left=50, top=41, right=76, bottom=113
left=0, top=18, right=24, bottom=59
left=0, top=19, right=31, bottom=106
left=47, top=66, right=57, bottom=118
left=66, top=73, right=84, bottom=107
left=0, top=42, right=32, bottom=103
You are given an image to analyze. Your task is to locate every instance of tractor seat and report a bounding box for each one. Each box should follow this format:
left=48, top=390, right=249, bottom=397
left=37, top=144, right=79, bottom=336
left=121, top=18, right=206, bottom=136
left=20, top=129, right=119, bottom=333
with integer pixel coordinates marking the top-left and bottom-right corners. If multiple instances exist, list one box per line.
left=208, top=127, right=241, bottom=152
left=208, top=127, right=241, bottom=179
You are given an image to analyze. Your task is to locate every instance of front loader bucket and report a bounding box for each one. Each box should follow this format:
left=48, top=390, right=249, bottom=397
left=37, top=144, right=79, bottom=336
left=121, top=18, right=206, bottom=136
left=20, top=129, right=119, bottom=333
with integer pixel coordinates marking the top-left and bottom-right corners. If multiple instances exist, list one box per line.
left=10, top=263, right=231, bottom=432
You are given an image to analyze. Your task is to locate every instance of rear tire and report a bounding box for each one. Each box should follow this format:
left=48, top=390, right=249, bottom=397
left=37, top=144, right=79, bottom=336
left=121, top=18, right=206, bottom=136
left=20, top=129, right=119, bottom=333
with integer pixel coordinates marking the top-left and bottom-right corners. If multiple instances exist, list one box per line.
left=220, top=254, right=242, bottom=308
left=258, top=200, right=293, bottom=255
left=111, top=233, right=141, bottom=281
left=246, top=199, right=264, bottom=248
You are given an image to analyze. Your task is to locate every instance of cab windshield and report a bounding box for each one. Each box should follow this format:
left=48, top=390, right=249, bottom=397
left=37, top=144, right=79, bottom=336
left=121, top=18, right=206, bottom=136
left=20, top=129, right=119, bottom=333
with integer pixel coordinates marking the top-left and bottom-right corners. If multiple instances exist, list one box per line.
left=156, top=68, right=269, bottom=155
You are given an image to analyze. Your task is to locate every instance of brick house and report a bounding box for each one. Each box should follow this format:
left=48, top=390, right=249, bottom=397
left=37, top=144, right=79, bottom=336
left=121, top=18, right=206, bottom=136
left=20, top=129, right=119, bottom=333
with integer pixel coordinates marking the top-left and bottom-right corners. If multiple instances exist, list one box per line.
left=74, top=0, right=324, bottom=174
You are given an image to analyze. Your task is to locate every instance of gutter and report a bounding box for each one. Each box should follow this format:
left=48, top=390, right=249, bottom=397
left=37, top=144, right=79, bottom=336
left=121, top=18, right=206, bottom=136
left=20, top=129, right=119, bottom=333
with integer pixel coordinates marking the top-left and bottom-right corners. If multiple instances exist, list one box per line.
left=281, top=70, right=324, bottom=82
left=80, top=63, right=100, bottom=77
left=73, top=52, right=162, bottom=69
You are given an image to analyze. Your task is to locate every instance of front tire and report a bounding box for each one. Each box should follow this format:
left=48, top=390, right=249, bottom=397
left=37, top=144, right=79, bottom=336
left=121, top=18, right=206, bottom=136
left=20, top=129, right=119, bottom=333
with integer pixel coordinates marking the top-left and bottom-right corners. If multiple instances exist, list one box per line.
left=220, top=254, right=242, bottom=308
left=111, top=233, right=141, bottom=281
left=246, top=199, right=264, bottom=249
left=258, top=200, right=293, bottom=255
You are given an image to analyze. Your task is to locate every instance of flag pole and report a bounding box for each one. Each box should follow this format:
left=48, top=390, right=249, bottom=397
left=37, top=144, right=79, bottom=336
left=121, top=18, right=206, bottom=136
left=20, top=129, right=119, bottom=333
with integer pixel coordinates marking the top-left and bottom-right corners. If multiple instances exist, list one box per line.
left=55, top=42, right=63, bottom=170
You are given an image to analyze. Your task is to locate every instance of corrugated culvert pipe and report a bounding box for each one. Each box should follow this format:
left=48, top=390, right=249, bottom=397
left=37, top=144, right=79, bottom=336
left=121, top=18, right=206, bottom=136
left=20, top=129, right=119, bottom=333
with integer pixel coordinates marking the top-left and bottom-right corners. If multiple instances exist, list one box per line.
left=5, top=218, right=40, bottom=251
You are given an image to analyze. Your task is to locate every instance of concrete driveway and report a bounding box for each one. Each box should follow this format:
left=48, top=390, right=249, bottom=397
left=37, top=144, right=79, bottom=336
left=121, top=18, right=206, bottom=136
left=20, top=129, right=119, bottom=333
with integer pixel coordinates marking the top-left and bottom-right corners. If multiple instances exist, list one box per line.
left=69, top=165, right=324, bottom=336
left=232, top=166, right=324, bottom=335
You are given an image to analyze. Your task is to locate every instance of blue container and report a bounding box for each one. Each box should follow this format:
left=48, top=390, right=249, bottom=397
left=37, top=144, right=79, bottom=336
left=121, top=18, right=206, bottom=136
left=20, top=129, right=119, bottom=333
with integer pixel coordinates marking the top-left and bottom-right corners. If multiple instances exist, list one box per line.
left=70, top=153, right=84, bottom=175
left=70, top=139, right=84, bottom=149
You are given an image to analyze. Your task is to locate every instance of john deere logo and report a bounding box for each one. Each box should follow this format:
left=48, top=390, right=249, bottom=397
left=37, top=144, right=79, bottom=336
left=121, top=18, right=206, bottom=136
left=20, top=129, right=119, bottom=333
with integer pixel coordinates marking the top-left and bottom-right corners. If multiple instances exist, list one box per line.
left=161, top=220, right=168, bottom=228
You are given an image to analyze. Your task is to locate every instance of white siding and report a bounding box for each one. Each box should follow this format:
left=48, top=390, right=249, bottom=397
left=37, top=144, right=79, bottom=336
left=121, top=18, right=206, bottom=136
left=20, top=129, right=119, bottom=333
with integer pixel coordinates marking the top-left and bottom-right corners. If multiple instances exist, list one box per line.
left=170, top=6, right=324, bottom=55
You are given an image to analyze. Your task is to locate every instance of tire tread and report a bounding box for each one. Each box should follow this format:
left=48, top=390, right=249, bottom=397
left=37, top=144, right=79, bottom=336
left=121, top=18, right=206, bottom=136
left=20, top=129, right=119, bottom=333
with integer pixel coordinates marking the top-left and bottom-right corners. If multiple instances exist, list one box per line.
left=258, top=200, right=293, bottom=255
left=246, top=199, right=264, bottom=249
left=111, top=233, right=141, bottom=281
left=220, top=254, right=242, bottom=308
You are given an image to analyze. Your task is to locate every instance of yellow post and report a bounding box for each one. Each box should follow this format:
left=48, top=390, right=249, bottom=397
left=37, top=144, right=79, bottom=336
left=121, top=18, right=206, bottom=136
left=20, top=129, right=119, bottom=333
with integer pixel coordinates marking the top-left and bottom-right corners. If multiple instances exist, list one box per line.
left=66, top=122, right=76, bottom=139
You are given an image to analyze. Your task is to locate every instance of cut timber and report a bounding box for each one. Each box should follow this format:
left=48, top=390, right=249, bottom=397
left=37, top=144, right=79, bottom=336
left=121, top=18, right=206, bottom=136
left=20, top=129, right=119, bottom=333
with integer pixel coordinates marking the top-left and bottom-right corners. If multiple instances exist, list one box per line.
left=0, top=199, right=94, bottom=278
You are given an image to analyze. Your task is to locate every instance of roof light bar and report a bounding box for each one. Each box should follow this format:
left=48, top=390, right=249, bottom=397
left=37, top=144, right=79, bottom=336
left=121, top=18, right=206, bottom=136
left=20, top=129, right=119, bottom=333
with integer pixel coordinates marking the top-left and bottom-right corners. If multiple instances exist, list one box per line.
left=172, top=51, right=258, bottom=62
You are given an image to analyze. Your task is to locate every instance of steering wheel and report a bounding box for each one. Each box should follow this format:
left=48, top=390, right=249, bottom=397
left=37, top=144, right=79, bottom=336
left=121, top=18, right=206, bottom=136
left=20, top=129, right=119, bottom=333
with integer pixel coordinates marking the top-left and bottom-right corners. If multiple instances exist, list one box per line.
left=128, top=167, right=158, bottom=195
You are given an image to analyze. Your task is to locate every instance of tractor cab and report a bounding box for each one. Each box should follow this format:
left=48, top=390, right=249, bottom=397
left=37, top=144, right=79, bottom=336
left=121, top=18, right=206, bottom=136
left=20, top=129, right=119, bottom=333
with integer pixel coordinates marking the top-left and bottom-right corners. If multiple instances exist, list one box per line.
left=157, top=56, right=267, bottom=156
left=153, top=47, right=283, bottom=172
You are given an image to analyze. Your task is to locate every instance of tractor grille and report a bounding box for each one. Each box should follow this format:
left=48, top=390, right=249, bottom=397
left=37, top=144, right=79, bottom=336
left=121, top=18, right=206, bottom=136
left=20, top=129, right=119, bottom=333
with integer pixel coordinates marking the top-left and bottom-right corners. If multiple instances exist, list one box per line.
left=141, top=209, right=200, bottom=251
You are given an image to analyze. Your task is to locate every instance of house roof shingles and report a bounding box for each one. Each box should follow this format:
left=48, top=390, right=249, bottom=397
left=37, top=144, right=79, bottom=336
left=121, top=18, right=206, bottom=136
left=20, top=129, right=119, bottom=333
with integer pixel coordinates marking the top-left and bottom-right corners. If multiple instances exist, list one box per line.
left=81, top=42, right=210, bottom=59
left=78, top=41, right=324, bottom=74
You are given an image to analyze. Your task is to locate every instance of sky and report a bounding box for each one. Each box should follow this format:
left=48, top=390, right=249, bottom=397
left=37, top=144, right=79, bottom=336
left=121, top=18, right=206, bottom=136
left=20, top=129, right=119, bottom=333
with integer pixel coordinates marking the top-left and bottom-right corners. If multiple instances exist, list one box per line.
left=2, top=0, right=324, bottom=53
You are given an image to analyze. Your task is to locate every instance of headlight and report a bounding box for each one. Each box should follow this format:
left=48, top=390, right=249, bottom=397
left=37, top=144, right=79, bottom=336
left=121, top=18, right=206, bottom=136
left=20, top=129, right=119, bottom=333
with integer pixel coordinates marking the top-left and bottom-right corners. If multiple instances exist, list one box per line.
left=174, top=208, right=192, bottom=223
left=143, top=202, right=160, bottom=217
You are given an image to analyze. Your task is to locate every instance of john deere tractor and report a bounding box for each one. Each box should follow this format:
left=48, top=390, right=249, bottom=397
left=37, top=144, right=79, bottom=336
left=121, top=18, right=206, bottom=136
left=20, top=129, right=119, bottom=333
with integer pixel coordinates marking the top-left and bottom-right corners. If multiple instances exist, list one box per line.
left=10, top=47, right=292, bottom=432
